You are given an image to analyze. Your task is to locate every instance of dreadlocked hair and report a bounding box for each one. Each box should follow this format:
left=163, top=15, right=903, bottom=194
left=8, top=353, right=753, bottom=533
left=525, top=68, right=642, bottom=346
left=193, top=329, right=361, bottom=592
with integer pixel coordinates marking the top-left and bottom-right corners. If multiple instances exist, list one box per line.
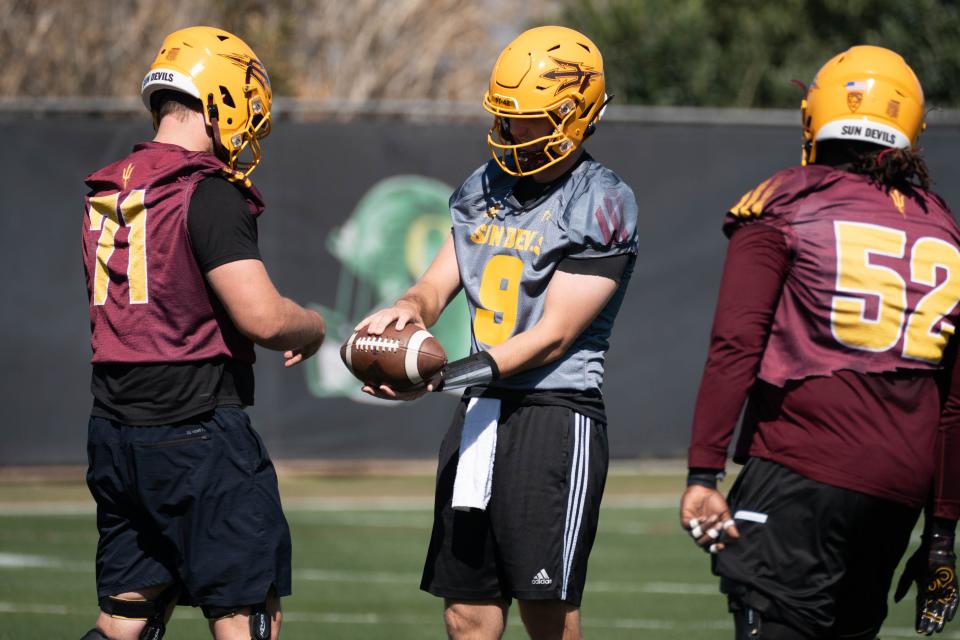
left=852, top=146, right=930, bottom=191
left=818, top=140, right=930, bottom=190
left=817, top=140, right=933, bottom=189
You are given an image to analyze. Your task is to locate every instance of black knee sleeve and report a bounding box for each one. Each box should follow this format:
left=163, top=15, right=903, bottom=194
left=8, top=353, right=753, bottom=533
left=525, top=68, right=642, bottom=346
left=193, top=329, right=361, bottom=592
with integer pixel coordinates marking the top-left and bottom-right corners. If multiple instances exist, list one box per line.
left=98, top=585, right=177, bottom=640
left=202, top=602, right=271, bottom=640
left=730, top=597, right=812, bottom=640
left=733, top=605, right=762, bottom=640
left=250, top=603, right=270, bottom=640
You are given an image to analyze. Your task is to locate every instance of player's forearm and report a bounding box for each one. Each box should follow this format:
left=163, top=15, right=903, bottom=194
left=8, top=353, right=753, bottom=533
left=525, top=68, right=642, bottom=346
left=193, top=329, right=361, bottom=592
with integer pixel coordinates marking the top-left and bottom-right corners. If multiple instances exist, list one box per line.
left=687, top=224, right=788, bottom=468
left=434, top=327, right=564, bottom=392
left=249, top=298, right=325, bottom=351
left=397, top=282, right=447, bottom=328
left=394, top=235, right=460, bottom=328
left=486, top=323, right=569, bottom=378
left=934, top=347, right=960, bottom=520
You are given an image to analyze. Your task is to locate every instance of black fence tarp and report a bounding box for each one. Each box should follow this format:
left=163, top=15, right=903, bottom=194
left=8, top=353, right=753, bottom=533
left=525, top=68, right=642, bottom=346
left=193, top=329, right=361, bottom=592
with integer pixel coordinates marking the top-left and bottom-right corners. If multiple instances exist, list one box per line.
left=3, top=115, right=959, bottom=464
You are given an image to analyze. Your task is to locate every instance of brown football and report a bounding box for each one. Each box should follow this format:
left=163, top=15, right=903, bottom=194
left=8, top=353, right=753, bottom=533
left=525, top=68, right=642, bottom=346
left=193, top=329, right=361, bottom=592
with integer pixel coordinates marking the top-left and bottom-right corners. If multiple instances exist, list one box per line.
left=340, top=324, right=447, bottom=391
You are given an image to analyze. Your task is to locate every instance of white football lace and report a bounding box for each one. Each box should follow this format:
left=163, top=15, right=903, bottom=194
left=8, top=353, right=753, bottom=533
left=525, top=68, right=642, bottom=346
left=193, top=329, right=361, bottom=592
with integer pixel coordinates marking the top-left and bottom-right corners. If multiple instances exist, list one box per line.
left=355, top=336, right=400, bottom=353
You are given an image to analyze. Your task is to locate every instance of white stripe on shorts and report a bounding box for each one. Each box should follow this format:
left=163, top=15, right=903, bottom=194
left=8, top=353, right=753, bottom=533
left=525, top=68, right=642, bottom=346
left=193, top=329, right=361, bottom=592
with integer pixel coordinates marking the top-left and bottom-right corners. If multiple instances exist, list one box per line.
left=733, top=509, right=768, bottom=524
left=561, top=413, right=590, bottom=600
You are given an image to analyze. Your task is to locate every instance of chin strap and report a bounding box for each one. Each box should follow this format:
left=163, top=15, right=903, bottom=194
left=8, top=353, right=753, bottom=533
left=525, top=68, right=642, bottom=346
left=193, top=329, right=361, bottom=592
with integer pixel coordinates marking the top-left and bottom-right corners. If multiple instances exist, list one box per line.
left=205, top=93, right=252, bottom=187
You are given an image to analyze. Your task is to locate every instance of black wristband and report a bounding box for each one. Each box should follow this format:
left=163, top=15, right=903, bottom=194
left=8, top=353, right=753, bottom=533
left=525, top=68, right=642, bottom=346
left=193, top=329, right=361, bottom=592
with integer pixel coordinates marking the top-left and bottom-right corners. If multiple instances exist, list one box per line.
left=686, top=468, right=725, bottom=490
left=925, top=517, right=958, bottom=550
left=434, top=351, right=501, bottom=392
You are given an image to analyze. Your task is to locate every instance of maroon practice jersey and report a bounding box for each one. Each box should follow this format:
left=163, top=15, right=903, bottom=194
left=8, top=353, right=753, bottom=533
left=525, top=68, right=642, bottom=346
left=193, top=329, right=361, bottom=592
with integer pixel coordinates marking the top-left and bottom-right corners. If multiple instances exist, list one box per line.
left=82, top=142, right=264, bottom=364
left=689, top=165, right=960, bottom=514
left=726, top=165, right=960, bottom=385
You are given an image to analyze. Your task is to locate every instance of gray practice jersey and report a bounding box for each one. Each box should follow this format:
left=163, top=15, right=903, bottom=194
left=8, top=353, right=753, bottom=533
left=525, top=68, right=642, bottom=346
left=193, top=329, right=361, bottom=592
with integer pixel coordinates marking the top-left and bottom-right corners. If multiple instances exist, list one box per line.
left=450, top=155, right=638, bottom=391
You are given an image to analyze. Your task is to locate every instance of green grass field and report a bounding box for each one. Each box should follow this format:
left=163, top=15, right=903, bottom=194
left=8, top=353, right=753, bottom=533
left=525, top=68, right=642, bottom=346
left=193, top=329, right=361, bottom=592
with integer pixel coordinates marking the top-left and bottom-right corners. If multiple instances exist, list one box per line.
left=0, top=463, right=953, bottom=639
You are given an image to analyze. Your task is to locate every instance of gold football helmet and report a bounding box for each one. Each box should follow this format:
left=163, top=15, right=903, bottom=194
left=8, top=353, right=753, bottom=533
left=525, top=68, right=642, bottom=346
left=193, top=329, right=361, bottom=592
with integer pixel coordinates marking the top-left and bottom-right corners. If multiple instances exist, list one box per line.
left=483, top=26, right=607, bottom=176
left=801, top=45, right=924, bottom=165
left=141, top=26, right=272, bottom=183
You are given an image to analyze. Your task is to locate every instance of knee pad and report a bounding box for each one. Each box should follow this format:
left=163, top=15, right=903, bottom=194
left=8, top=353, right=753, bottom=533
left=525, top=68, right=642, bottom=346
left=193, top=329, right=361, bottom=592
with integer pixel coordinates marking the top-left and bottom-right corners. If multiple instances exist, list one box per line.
left=202, top=602, right=270, bottom=640
left=80, top=629, right=110, bottom=640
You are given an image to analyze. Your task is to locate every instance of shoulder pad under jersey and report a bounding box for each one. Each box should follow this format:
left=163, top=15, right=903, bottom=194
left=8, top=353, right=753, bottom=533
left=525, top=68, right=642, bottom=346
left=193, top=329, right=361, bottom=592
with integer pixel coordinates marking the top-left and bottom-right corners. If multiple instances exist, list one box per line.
left=561, top=163, right=638, bottom=258
left=727, top=166, right=825, bottom=221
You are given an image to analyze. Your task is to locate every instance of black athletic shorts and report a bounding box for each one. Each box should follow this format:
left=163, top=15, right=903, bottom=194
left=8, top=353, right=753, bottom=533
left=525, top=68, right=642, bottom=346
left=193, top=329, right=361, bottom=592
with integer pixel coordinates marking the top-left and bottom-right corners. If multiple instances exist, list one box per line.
left=420, top=397, right=608, bottom=606
left=713, top=457, right=920, bottom=638
left=86, top=407, right=292, bottom=610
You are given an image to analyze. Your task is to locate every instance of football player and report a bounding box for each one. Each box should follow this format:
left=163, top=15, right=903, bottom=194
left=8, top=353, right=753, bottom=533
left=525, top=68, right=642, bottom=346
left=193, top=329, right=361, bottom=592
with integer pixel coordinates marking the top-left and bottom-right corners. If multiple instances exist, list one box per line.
left=356, top=26, right=638, bottom=640
left=80, top=27, right=325, bottom=640
left=680, top=45, right=960, bottom=639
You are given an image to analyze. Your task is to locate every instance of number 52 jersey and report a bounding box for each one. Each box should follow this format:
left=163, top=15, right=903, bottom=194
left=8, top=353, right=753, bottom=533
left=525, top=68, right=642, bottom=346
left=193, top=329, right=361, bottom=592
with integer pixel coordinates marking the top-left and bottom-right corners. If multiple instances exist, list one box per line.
left=726, top=164, right=960, bottom=386
left=450, top=156, right=639, bottom=392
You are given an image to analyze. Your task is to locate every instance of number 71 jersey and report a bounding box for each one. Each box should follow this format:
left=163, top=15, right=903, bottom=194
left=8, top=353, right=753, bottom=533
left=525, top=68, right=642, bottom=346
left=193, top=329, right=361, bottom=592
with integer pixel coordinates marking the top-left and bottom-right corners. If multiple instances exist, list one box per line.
left=726, top=164, right=960, bottom=386
left=82, top=142, right=263, bottom=365
left=450, top=157, right=638, bottom=391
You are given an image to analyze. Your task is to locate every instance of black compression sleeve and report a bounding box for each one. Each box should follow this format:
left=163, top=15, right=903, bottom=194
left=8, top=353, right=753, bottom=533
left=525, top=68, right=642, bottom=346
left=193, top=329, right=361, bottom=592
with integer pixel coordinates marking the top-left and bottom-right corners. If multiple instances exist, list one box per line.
left=187, top=177, right=261, bottom=273
left=435, top=351, right=501, bottom=392
left=557, top=254, right=630, bottom=281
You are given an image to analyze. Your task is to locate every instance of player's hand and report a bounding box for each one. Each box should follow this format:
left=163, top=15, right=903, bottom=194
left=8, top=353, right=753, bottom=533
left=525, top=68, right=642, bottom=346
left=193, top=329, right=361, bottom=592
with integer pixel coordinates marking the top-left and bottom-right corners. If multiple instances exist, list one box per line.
left=361, top=380, right=434, bottom=401
left=680, top=485, right=739, bottom=553
left=894, top=535, right=959, bottom=635
left=283, top=310, right=326, bottom=367
left=283, top=336, right=323, bottom=368
left=356, top=302, right=425, bottom=335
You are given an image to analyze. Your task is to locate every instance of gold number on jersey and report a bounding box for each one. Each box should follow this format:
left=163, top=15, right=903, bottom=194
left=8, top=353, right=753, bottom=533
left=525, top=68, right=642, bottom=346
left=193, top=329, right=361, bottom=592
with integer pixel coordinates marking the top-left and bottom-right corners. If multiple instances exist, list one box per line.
left=904, top=238, right=960, bottom=362
left=831, top=221, right=960, bottom=363
left=474, top=255, right=524, bottom=346
left=832, top=221, right=906, bottom=351
left=88, top=190, right=148, bottom=306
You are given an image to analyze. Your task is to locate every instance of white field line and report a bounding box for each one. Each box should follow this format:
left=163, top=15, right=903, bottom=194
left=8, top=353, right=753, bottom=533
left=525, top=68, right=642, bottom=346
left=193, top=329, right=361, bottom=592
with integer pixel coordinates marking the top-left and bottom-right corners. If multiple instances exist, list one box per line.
left=0, top=553, right=88, bottom=571
left=0, top=504, right=95, bottom=516
left=0, top=494, right=678, bottom=516
left=0, top=553, right=720, bottom=598
left=0, top=602, right=954, bottom=637
left=295, top=569, right=721, bottom=597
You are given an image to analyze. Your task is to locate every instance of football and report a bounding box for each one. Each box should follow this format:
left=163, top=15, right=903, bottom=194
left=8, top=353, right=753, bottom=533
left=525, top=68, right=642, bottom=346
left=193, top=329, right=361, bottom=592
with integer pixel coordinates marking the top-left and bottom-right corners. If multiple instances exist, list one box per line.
left=340, top=324, right=447, bottom=391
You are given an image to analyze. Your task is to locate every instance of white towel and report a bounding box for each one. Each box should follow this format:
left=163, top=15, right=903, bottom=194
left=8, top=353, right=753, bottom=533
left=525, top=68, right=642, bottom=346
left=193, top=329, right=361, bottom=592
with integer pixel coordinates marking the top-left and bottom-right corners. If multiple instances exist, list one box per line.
left=451, top=397, right=501, bottom=511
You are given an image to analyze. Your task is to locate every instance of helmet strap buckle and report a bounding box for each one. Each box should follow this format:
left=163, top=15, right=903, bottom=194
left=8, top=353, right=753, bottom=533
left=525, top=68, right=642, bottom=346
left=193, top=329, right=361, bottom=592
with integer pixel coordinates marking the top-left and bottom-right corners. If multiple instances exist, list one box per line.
left=205, top=93, right=230, bottom=165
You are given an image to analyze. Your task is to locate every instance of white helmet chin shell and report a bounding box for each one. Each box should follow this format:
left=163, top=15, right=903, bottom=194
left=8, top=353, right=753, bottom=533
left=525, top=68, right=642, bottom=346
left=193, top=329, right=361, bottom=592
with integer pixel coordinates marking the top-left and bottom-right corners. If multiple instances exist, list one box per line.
left=816, top=118, right=911, bottom=149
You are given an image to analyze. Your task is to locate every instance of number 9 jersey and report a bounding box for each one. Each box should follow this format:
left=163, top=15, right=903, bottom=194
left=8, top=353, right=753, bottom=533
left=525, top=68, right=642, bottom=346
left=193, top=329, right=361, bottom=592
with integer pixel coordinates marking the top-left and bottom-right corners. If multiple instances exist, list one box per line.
left=725, top=164, right=960, bottom=386
left=450, top=155, right=638, bottom=391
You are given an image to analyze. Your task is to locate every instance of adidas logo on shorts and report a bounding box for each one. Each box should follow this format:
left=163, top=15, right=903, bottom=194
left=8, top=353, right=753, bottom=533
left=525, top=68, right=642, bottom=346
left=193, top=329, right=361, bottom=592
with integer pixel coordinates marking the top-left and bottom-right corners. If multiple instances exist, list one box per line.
left=531, top=569, right=552, bottom=585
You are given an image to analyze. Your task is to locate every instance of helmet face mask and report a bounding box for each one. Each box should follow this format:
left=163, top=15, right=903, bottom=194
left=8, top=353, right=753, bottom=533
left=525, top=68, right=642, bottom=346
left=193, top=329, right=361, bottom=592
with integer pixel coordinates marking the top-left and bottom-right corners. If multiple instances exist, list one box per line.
left=225, top=94, right=271, bottom=177
left=141, top=26, right=273, bottom=183
left=801, top=45, right=925, bottom=166
left=483, top=26, right=605, bottom=177
left=488, top=110, right=577, bottom=175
